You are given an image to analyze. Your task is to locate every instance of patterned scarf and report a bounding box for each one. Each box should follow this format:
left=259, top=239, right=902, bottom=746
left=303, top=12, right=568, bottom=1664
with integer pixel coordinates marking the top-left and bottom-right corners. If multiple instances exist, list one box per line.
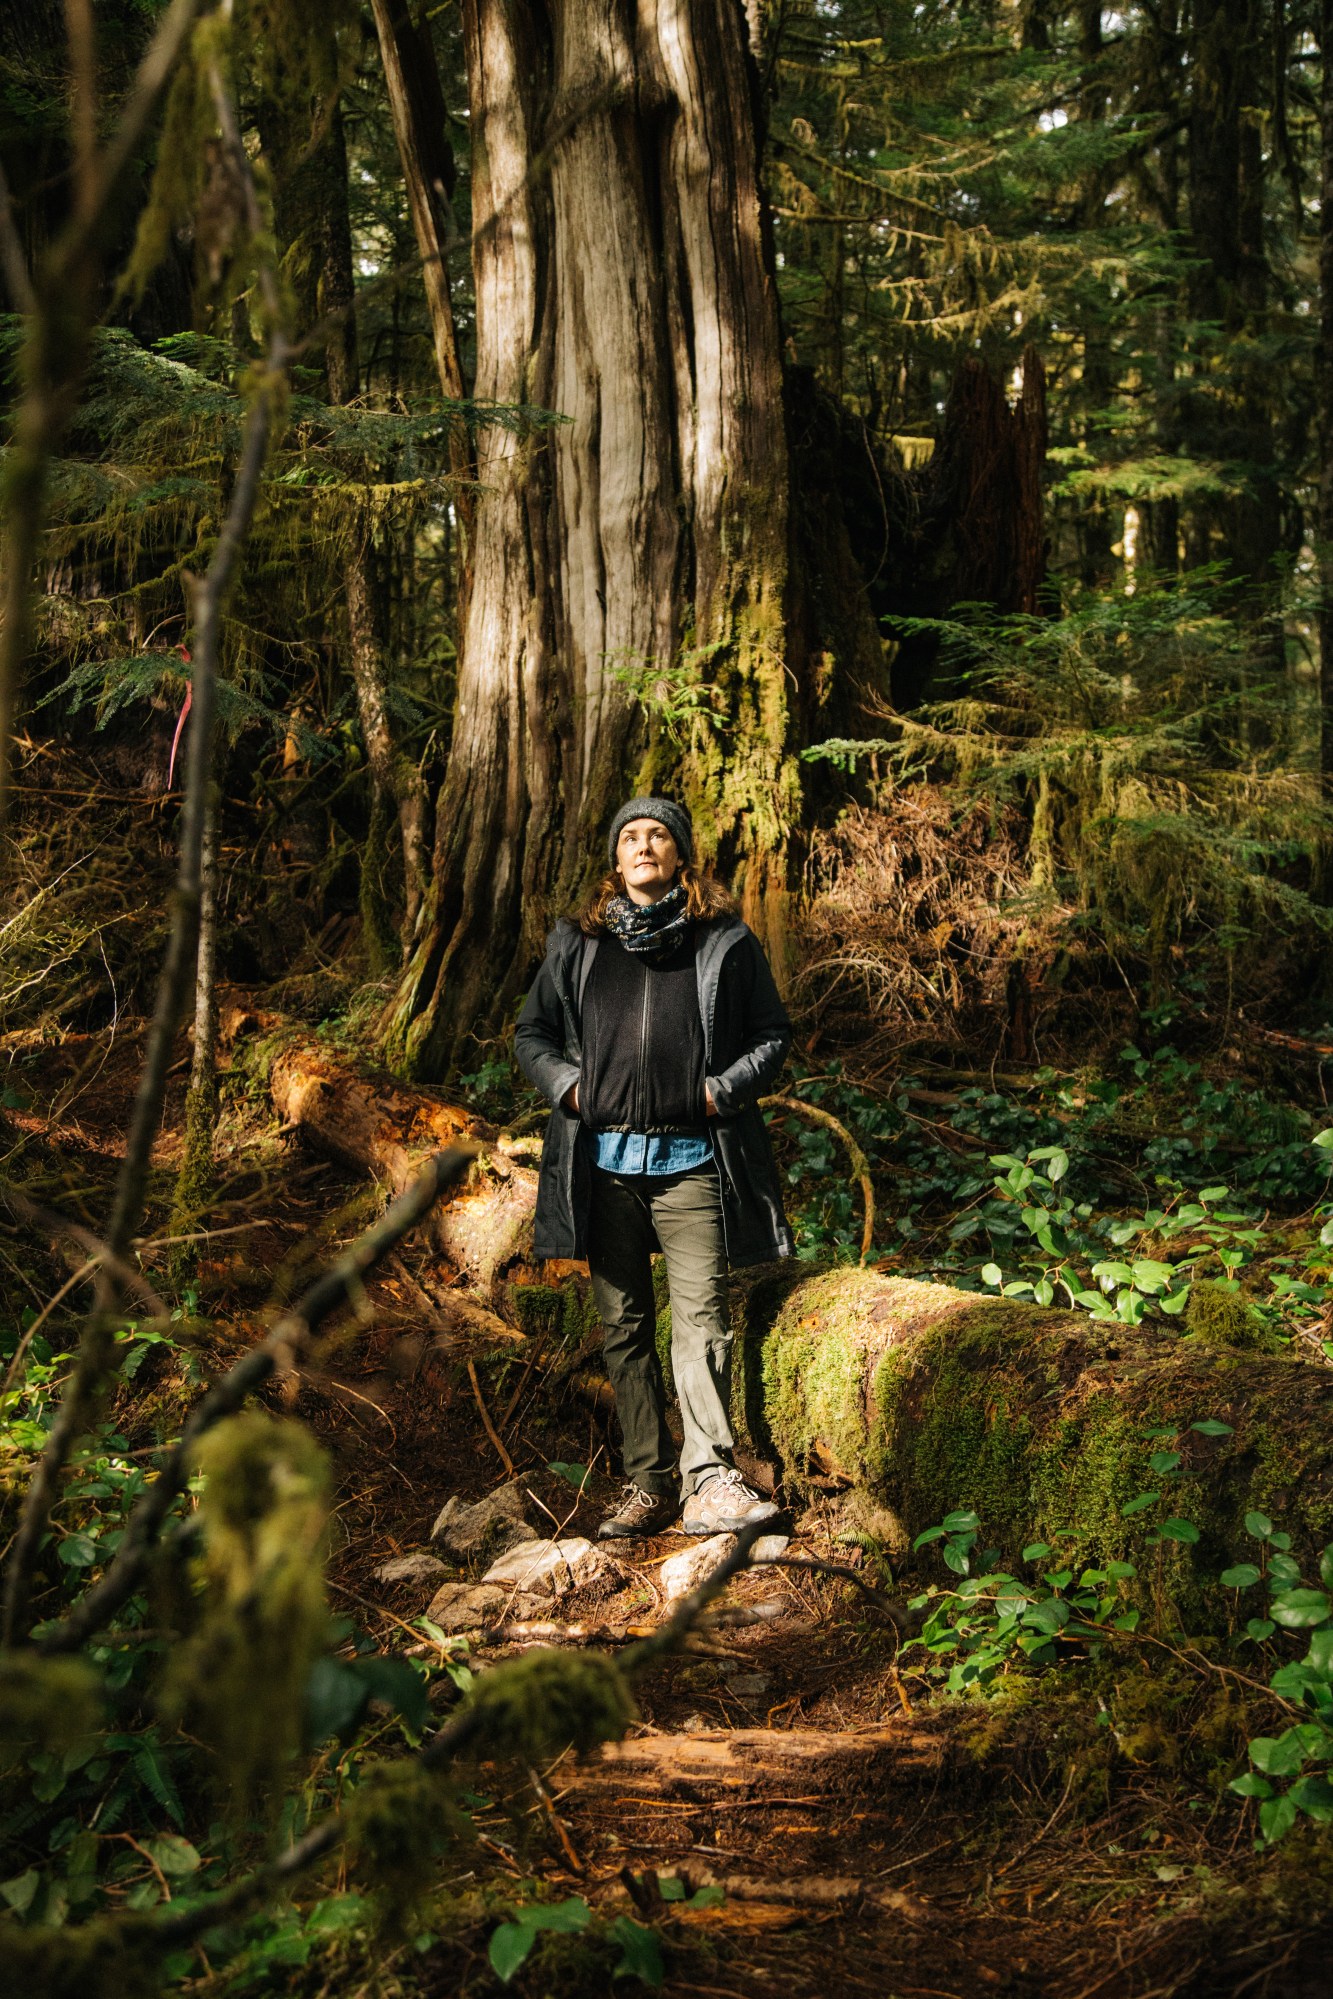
left=604, top=881, right=691, bottom=957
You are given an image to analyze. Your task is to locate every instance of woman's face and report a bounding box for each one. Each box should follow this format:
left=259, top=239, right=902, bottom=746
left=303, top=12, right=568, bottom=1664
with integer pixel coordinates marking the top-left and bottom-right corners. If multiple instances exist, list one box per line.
left=615, top=818, right=681, bottom=904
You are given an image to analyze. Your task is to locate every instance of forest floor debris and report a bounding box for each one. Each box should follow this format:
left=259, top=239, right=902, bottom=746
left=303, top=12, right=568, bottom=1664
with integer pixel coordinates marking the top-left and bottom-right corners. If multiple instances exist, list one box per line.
left=4, top=1019, right=1333, bottom=1996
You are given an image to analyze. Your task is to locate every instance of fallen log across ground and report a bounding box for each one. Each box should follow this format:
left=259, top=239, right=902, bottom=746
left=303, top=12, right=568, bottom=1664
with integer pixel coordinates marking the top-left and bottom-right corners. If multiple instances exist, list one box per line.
left=237, top=1025, right=1333, bottom=1603
left=222, top=1003, right=546, bottom=1299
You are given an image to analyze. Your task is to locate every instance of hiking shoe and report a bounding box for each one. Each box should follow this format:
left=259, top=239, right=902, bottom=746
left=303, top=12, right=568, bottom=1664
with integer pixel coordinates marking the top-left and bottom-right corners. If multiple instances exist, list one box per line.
left=682, top=1468, right=779, bottom=1536
left=596, top=1484, right=679, bottom=1540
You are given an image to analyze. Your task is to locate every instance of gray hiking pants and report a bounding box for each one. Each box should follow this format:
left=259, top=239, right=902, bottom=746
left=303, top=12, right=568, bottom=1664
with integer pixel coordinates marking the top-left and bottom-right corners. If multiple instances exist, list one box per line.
left=586, top=1163, right=735, bottom=1497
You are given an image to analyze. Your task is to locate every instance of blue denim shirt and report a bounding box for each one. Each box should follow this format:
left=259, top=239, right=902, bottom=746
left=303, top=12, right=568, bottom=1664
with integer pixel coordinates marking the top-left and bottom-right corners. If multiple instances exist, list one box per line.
left=592, top=1131, right=714, bottom=1175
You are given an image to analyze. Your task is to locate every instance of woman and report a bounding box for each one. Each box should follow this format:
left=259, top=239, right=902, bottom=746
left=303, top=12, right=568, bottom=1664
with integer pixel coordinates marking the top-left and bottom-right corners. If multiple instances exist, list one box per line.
left=515, top=796, right=794, bottom=1540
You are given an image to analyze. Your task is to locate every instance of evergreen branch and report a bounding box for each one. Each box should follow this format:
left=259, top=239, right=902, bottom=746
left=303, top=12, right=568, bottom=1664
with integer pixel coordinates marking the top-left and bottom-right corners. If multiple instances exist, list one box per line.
left=0, top=0, right=203, bottom=837
left=38, top=1145, right=478, bottom=1657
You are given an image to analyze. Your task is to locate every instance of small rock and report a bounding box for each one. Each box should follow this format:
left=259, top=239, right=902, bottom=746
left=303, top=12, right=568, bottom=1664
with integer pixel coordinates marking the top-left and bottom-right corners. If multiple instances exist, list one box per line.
left=430, top=1483, right=537, bottom=1567
left=658, top=1532, right=791, bottom=1601
left=424, top=1581, right=508, bottom=1634
left=375, top=1552, right=449, bottom=1588
left=481, top=1536, right=605, bottom=1598
left=680, top=1711, right=710, bottom=1734
left=726, top=1671, right=772, bottom=1698
left=424, top=1580, right=548, bottom=1634
left=659, top=1536, right=737, bottom=1600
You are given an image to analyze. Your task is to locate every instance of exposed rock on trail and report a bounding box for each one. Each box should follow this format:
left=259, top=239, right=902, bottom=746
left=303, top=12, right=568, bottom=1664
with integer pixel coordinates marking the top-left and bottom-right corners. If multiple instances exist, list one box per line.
left=430, top=1481, right=536, bottom=1566
left=480, top=1533, right=607, bottom=1593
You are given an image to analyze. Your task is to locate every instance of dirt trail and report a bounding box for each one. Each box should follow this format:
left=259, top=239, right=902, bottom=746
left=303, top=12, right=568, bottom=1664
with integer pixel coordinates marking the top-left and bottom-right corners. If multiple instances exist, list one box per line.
left=5, top=1026, right=1329, bottom=1998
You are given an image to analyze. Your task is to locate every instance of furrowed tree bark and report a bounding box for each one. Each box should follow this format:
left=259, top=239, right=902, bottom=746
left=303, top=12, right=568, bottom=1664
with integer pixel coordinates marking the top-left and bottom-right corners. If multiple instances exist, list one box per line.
left=383, top=0, right=799, bottom=1079
left=238, top=1033, right=1333, bottom=1612
left=1183, top=0, right=1279, bottom=609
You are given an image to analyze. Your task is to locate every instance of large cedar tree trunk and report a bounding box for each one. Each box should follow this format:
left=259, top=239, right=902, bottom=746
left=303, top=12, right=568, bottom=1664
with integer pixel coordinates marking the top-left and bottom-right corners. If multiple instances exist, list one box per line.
left=383, top=0, right=796, bottom=1078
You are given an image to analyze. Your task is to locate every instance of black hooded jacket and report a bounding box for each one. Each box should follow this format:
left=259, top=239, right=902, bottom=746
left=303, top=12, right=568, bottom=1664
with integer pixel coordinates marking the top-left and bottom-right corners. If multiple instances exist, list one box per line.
left=514, top=914, right=795, bottom=1267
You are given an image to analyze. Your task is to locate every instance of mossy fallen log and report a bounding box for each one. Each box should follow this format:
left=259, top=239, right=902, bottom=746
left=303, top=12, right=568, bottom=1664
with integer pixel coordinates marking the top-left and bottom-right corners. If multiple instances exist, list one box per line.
left=235, top=1027, right=1333, bottom=1598
left=727, top=1267, right=1333, bottom=1600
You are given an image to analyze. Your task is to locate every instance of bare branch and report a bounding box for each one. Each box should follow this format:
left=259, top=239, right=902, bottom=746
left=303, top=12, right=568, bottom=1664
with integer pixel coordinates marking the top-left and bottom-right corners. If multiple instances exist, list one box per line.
left=2, top=26, right=286, bottom=1646
left=6, top=1191, right=169, bottom=1320
left=761, top=1092, right=875, bottom=1261
left=0, top=158, right=36, bottom=313
left=622, top=1519, right=772, bottom=1675
left=64, top=0, right=99, bottom=227
left=67, top=0, right=203, bottom=271
left=38, top=1146, right=477, bottom=1655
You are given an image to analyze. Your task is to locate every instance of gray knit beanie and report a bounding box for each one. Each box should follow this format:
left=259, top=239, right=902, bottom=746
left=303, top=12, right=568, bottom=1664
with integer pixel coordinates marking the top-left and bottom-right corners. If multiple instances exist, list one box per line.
left=607, top=796, right=694, bottom=868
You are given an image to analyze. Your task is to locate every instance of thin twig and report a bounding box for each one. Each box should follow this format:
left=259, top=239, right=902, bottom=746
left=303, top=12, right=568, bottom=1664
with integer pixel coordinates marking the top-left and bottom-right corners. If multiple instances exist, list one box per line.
left=468, top=1358, right=516, bottom=1478
left=623, top=1520, right=771, bottom=1675
left=0, top=157, right=36, bottom=313
left=527, top=1761, right=585, bottom=1873
left=756, top=1553, right=909, bottom=1625
left=7, top=1191, right=169, bottom=1319
left=761, top=1093, right=875, bottom=1261
left=0, top=1257, right=98, bottom=1403
left=37, top=1146, right=477, bottom=1656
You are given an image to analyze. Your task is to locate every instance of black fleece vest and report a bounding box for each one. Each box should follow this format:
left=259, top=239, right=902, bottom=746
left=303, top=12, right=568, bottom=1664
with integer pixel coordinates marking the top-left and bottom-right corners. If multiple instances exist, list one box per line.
left=578, top=931, right=707, bottom=1133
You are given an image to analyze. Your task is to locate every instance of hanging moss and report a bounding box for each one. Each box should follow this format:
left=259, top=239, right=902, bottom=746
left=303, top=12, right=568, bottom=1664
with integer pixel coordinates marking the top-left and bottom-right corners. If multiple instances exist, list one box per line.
left=463, top=1649, right=634, bottom=1766
left=344, top=1759, right=473, bottom=1940
left=160, top=1413, right=331, bottom=1817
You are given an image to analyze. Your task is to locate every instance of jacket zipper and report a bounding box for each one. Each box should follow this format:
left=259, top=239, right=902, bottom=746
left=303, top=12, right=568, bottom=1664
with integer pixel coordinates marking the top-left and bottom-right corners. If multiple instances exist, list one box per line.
left=637, top=960, right=651, bottom=1127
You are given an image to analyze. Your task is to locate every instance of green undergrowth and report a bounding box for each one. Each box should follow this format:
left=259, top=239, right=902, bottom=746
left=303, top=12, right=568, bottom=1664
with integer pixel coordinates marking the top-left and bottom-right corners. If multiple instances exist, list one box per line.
left=901, top=1492, right=1333, bottom=1852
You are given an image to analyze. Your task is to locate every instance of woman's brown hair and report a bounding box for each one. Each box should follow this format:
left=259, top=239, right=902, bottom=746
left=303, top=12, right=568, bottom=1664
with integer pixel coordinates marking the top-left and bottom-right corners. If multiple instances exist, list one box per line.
left=578, top=863, right=737, bottom=936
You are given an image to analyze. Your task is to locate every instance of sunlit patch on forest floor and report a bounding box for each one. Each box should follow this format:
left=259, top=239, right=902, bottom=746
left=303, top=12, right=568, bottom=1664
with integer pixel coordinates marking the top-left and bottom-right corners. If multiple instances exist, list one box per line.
left=5, top=1017, right=1333, bottom=1996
